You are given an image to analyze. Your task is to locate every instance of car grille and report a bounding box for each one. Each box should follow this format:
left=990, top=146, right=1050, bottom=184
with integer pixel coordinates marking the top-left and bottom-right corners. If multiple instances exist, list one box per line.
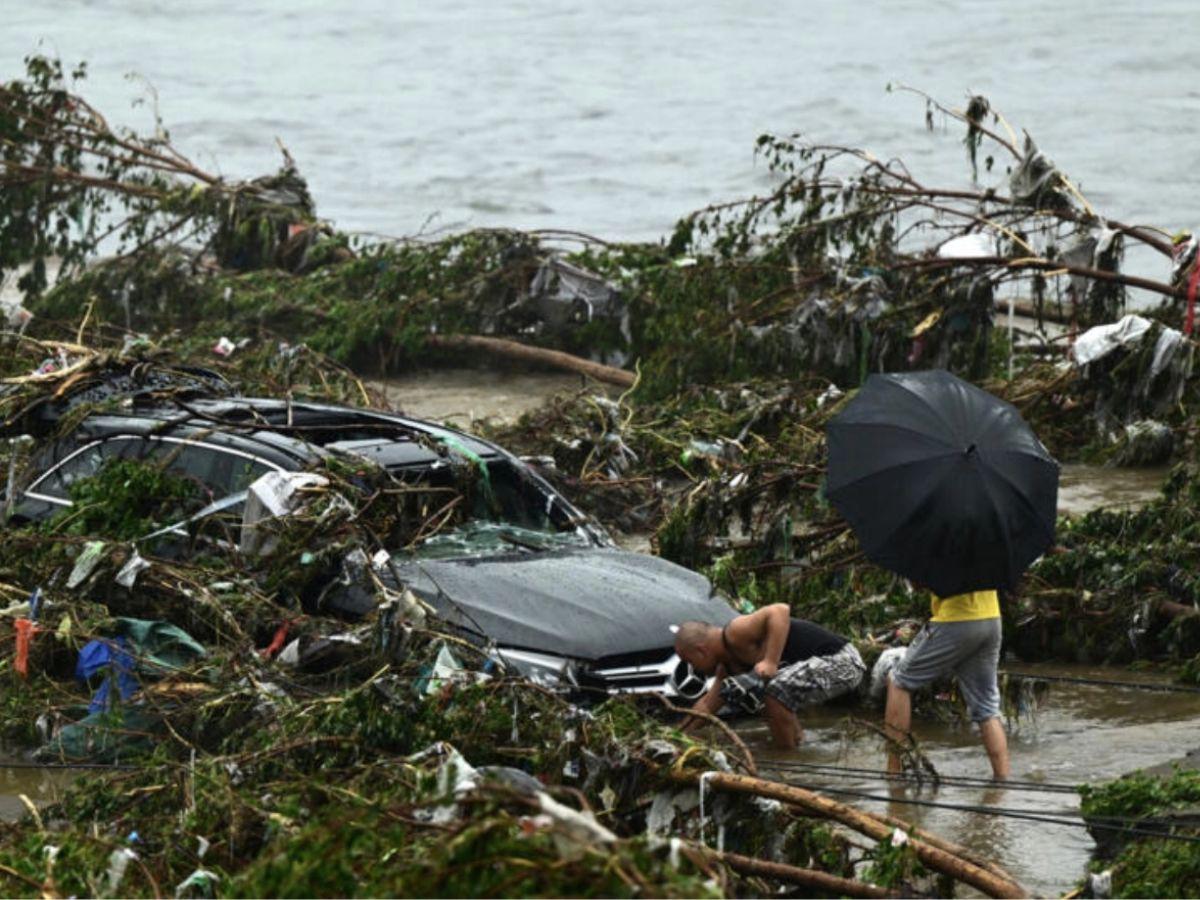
left=582, top=647, right=709, bottom=701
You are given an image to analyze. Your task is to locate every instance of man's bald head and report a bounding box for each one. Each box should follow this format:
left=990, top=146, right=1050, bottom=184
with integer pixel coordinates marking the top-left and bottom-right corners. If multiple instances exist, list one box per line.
left=675, top=621, right=721, bottom=673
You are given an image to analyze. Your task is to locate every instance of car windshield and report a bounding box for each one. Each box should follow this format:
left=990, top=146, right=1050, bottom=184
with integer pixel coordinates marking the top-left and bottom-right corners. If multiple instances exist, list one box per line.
left=410, top=520, right=590, bottom=560
left=400, top=457, right=592, bottom=559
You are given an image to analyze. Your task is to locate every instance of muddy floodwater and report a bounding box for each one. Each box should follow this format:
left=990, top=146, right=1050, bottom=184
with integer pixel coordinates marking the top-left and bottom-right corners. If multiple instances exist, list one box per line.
left=1058, top=464, right=1168, bottom=517
left=377, top=369, right=601, bottom=428
left=743, top=662, right=1200, bottom=896
left=0, top=762, right=72, bottom=821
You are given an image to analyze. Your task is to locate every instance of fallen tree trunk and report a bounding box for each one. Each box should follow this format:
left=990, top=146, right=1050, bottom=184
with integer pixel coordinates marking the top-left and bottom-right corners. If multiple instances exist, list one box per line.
left=717, top=851, right=898, bottom=898
left=425, top=334, right=636, bottom=388
left=682, top=771, right=1027, bottom=899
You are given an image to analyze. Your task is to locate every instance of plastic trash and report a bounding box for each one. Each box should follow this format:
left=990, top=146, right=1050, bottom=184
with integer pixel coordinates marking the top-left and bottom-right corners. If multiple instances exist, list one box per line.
left=106, top=847, right=137, bottom=895
left=211, top=337, right=250, bottom=357
left=1, top=295, right=33, bottom=332
left=13, top=618, right=35, bottom=678
left=115, top=551, right=151, bottom=588
left=528, top=258, right=623, bottom=333
left=1071, top=314, right=1154, bottom=367
left=1089, top=869, right=1113, bottom=899
left=422, top=643, right=465, bottom=696
left=77, top=636, right=138, bottom=712
left=531, top=791, right=617, bottom=860
left=240, top=470, right=330, bottom=554
left=66, top=540, right=108, bottom=589
left=35, top=707, right=159, bottom=763
left=936, top=233, right=993, bottom=259
left=175, top=868, right=220, bottom=899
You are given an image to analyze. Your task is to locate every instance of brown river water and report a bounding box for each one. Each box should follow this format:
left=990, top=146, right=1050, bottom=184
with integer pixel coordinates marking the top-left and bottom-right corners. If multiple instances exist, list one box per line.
left=0, top=371, right=1184, bottom=896
left=744, top=662, right=1200, bottom=897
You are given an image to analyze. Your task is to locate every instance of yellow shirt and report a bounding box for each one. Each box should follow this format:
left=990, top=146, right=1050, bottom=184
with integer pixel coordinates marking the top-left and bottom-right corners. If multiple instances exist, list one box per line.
left=930, top=589, right=1000, bottom=623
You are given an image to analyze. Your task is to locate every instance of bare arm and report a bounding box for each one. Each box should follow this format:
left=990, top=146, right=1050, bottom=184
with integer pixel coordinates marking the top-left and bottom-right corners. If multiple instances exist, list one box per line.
left=680, top=665, right=725, bottom=734
left=728, top=603, right=791, bottom=680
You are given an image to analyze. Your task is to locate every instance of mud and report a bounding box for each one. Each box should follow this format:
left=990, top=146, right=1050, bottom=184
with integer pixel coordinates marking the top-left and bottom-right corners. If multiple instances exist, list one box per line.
left=376, top=370, right=607, bottom=428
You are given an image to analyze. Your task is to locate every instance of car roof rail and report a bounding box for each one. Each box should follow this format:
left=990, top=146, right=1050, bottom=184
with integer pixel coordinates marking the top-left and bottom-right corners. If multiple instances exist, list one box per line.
left=0, top=361, right=237, bottom=438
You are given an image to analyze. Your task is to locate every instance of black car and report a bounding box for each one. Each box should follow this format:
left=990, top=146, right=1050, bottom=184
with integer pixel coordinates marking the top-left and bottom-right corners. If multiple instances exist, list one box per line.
left=6, top=396, right=733, bottom=700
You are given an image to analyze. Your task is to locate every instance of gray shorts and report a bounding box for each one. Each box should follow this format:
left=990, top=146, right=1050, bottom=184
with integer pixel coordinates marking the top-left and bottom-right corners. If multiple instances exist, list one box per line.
left=722, top=644, right=866, bottom=714
left=891, top=618, right=1002, bottom=723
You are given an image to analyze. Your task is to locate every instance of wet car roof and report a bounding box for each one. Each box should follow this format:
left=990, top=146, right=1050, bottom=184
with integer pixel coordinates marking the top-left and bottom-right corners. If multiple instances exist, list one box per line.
left=70, top=398, right=501, bottom=470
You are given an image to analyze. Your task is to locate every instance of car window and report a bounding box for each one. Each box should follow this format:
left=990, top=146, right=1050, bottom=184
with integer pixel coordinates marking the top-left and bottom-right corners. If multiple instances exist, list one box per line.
left=475, top=460, right=564, bottom=532
left=28, top=441, right=126, bottom=499
left=30, top=437, right=275, bottom=504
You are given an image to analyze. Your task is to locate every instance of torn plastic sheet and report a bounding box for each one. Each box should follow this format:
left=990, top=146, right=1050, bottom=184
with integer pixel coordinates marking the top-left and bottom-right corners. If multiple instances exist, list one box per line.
left=1150, top=327, right=1186, bottom=380
left=67, top=541, right=108, bottom=589
left=245, top=471, right=329, bottom=518
left=106, top=847, right=137, bottom=895
left=240, top=471, right=331, bottom=554
left=1172, top=233, right=1199, bottom=283
left=1, top=293, right=33, bottom=332
left=175, top=868, right=220, bottom=898
left=115, top=551, right=151, bottom=588
left=423, top=742, right=481, bottom=825
left=1063, top=227, right=1121, bottom=300
left=646, top=787, right=700, bottom=837
left=1010, top=135, right=1067, bottom=208
left=531, top=791, right=617, bottom=860
left=937, top=233, right=994, bottom=259
left=528, top=257, right=623, bottom=332
left=421, top=643, right=468, bottom=696
left=1071, top=314, right=1154, bottom=367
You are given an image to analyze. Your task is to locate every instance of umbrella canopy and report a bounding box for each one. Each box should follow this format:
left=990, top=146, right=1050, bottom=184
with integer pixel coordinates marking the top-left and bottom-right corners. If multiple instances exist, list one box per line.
left=825, top=369, right=1058, bottom=597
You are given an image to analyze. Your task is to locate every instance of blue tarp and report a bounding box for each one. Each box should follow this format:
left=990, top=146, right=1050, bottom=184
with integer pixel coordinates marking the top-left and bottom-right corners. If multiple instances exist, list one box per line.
left=76, top=636, right=138, bottom=713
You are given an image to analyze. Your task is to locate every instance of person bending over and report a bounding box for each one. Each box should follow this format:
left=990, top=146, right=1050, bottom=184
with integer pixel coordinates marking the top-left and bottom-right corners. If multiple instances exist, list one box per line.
left=674, top=603, right=865, bottom=749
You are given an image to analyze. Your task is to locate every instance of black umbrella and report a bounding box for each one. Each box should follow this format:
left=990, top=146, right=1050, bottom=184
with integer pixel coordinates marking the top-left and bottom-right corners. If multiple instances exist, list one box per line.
left=825, top=369, right=1058, bottom=597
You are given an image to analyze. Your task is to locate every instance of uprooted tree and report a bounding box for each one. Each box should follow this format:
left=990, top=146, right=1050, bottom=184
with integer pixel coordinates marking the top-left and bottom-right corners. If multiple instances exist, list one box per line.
left=2, top=57, right=1193, bottom=396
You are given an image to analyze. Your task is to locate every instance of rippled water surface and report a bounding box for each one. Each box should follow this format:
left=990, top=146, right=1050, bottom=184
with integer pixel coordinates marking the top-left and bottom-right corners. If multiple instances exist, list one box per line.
left=743, top=662, right=1200, bottom=897
left=5, top=1, right=1196, bottom=255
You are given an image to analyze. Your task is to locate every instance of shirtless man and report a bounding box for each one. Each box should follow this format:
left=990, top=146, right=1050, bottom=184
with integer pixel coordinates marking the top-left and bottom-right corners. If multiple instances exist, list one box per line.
left=674, top=603, right=865, bottom=749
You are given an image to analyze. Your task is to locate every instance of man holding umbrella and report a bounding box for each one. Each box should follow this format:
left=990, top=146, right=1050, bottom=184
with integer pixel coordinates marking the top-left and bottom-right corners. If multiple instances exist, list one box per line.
left=884, top=588, right=1008, bottom=778
left=825, top=370, right=1058, bottom=780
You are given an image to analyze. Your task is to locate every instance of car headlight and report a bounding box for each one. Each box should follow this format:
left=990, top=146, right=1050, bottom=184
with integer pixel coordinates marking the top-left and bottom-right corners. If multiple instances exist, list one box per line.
left=494, top=648, right=577, bottom=688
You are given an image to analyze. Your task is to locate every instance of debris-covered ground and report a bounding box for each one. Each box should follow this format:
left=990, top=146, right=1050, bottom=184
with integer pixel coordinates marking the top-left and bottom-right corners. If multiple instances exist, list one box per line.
left=3, top=56, right=1200, bottom=896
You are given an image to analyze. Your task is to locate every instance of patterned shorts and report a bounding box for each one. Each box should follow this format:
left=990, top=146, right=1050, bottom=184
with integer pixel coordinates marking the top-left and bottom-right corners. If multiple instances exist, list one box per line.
left=721, top=643, right=866, bottom=715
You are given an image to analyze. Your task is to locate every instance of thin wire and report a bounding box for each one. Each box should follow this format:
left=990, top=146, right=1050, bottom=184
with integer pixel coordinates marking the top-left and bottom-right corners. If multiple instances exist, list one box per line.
left=0, top=761, right=136, bottom=770
left=1001, top=669, right=1200, bottom=695
left=783, top=780, right=1200, bottom=844
left=762, top=759, right=1079, bottom=794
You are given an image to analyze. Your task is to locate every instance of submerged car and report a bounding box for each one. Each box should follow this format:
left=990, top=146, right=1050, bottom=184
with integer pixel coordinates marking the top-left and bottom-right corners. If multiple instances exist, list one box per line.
left=6, top=396, right=733, bottom=700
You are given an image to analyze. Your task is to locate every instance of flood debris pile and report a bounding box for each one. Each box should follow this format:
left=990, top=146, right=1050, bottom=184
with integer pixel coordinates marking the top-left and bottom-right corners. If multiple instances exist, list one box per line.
left=1077, top=765, right=1200, bottom=898
left=0, top=465, right=937, bottom=897
left=1017, top=453, right=1200, bottom=671
left=5, top=58, right=1197, bottom=462
left=0, top=347, right=992, bottom=898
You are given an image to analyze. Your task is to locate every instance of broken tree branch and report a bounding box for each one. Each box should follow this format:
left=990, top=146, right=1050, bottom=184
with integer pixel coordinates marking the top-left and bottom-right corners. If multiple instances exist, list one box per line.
left=425, top=334, right=636, bottom=388
left=716, top=850, right=899, bottom=898
left=678, top=771, right=1028, bottom=899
